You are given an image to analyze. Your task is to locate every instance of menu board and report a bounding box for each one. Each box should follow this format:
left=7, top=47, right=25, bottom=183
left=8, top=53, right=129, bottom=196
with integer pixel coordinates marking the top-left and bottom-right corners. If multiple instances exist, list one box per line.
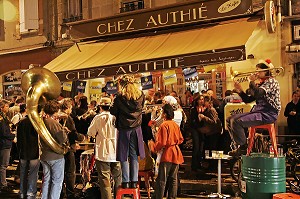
left=215, top=72, right=225, bottom=101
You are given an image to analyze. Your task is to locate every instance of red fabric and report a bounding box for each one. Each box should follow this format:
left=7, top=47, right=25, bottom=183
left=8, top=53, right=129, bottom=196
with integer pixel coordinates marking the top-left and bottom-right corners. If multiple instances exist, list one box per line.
left=265, top=59, right=272, bottom=64
left=153, top=120, right=184, bottom=164
left=148, top=120, right=156, bottom=126
left=272, top=193, right=300, bottom=199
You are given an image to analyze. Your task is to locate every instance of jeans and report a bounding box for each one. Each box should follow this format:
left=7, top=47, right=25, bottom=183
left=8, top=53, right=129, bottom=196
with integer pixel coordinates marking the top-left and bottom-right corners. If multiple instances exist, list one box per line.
left=19, top=159, right=40, bottom=199
left=0, top=148, right=11, bottom=187
left=63, top=151, right=76, bottom=198
left=41, top=158, right=65, bottom=199
left=152, top=162, right=179, bottom=199
left=95, top=160, right=121, bottom=199
left=121, top=130, right=139, bottom=183
left=227, top=113, right=265, bottom=146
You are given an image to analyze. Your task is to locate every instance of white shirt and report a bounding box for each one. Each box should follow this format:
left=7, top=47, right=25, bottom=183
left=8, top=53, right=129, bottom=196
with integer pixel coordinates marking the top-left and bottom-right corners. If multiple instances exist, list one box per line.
left=173, top=110, right=183, bottom=127
left=87, top=111, right=118, bottom=162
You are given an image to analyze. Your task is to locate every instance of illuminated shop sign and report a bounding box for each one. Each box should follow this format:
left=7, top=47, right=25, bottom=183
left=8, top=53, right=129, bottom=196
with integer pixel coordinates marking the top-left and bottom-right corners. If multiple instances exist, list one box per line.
left=67, top=0, right=252, bottom=40
left=56, top=46, right=245, bottom=82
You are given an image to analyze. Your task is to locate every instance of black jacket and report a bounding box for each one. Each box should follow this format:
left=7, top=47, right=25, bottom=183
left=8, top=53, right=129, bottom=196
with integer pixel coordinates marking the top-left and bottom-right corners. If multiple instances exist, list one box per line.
left=0, top=112, right=14, bottom=150
left=60, top=115, right=85, bottom=152
left=110, top=92, right=145, bottom=130
left=17, top=115, right=39, bottom=160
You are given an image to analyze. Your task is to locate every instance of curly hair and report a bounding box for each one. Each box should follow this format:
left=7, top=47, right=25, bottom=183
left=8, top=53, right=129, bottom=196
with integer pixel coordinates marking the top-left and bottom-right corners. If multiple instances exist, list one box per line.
left=117, top=75, right=142, bottom=100
left=121, top=83, right=142, bottom=101
left=60, top=98, right=73, bottom=111
left=44, top=100, right=60, bottom=116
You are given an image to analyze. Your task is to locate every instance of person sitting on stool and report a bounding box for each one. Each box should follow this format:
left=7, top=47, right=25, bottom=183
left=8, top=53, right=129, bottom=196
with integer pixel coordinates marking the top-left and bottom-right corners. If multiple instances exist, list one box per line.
left=227, top=59, right=281, bottom=156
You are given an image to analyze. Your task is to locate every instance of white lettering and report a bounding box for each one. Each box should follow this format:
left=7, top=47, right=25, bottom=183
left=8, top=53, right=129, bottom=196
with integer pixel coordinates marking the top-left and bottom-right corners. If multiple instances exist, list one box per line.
left=146, top=16, right=158, bottom=27
left=116, top=66, right=127, bottom=75
left=126, top=19, right=135, bottom=30
left=66, top=72, right=76, bottom=80
left=96, top=24, right=107, bottom=34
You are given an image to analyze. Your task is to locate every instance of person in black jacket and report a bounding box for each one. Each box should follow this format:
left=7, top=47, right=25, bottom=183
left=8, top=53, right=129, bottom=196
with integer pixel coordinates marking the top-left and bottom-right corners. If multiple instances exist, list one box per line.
left=0, top=100, right=15, bottom=193
left=189, top=95, right=205, bottom=171
left=17, top=104, right=40, bottom=199
left=284, top=91, right=300, bottom=140
left=110, top=75, right=145, bottom=189
left=59, top=98, right=85, bottom=199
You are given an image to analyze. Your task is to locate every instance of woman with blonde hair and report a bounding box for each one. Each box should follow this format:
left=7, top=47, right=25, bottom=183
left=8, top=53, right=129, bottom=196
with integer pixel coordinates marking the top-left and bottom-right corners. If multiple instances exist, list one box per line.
left=110, top=75, right=145, bottom=189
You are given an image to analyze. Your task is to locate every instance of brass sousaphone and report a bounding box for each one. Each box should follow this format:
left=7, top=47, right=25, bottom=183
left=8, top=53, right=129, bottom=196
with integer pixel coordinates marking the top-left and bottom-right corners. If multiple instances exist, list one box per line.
left=21, top=67, right=68, bottom=154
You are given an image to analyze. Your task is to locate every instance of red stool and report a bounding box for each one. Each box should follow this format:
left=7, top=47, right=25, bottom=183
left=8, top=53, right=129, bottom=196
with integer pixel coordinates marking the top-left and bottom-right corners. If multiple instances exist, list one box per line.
left=273, top=193, right=300, bottom=198
left=138, top=170, right=155, bottom=199
left=247, top=123, right=278, bottom=156
left=116, top=186, right=141, bottom=199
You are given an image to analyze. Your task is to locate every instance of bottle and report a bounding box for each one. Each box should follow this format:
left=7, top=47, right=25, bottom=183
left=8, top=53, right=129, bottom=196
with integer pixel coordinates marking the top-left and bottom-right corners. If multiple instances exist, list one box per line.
left=270, top=145, right=274, bottom=157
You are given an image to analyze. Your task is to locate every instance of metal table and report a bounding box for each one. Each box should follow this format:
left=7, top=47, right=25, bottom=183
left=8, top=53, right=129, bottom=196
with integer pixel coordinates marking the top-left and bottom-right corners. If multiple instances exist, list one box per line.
left=206, top=154, right=232, bottom=198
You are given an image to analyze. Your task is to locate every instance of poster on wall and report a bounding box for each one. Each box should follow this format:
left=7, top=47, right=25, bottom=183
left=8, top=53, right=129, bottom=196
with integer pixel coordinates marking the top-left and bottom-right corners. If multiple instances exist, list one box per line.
left=163, top=70, right=177, bottom=86
left=182, top=67, right=198, bottom=79
left=105, top=81, right=118, bottom=94
left=63, top=81, right=72, bottom=92
left=3, top=71, right=24, bottom=82
left=90, top=82, right=102, bottom=94
left=141, top=75, right=153, bottom=90
left=4, top=85, right=23, bottom=99
left=75, top=81, right=87, bottom=93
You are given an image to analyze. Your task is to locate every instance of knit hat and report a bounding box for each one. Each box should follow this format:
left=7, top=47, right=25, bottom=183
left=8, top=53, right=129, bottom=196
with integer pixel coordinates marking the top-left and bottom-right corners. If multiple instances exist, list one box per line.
left=257, top=59, right=274, bottom=69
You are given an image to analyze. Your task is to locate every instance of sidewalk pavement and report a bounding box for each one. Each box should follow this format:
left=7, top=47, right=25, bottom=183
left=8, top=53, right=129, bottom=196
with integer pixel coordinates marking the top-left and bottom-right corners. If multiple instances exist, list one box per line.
left=1, top=150, right=243, bottom=198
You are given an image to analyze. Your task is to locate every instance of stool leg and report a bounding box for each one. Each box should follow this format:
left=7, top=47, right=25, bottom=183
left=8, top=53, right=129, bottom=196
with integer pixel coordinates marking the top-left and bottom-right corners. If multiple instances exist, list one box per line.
left=150, top=172, right=155, bottom=187
left=144, top=174, right=150, bottom=199
left=269, top=125, right=278, bottom=156
left=138, top=175, right=141, bottom=188
left=136, top=187, right=141, bottom=199
left=247, top=128, right=255, bottom=156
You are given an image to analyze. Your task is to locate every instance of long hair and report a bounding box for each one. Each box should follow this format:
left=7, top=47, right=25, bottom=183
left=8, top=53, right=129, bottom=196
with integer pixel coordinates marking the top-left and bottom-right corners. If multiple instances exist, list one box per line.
left=121, top=83, right=142, bottom=101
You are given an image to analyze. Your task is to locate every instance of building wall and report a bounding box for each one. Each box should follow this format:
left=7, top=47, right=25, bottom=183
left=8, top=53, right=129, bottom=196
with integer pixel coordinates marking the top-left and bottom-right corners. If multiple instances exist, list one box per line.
left=0, top=0, right=49, bottom=52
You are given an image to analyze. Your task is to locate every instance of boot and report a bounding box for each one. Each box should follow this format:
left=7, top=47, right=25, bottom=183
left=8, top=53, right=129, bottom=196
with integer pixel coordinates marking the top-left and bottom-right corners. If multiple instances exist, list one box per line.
left=122, top=182, right=130, bottom=189
left=130, top=181, right=138, bottom=188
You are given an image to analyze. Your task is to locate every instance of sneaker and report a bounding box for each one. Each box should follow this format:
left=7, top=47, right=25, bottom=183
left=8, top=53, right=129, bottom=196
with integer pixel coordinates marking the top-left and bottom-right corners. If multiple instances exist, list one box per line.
left=228, top=147, right=247, bottom=157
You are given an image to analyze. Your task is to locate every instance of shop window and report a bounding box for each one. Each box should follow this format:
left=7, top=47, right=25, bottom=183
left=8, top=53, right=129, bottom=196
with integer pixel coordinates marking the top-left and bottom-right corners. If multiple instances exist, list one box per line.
left=63, top=0, right=83, bottom=23
left=292, top=20, right=300, bottom=43
left=120, top=0, right=144, bottom=13
left=2, top=71, right=25, bottom=100
left=19, top=0, right=39, bottom=33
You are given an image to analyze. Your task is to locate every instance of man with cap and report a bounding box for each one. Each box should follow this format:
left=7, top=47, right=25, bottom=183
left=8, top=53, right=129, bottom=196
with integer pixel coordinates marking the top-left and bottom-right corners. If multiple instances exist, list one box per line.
left=87, top=97, right=121, bottom=199
left=227, top=59, right=281, bottom=156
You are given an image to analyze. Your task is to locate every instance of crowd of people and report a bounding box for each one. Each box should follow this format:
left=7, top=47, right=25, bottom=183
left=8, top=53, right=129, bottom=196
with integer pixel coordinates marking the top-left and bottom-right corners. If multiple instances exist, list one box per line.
left=0, top=59, right=300, bottom=199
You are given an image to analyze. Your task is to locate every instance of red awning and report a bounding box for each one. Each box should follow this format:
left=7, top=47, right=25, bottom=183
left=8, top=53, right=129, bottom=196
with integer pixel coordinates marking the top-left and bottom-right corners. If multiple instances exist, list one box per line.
left=0, top=47, right=55, bottom=75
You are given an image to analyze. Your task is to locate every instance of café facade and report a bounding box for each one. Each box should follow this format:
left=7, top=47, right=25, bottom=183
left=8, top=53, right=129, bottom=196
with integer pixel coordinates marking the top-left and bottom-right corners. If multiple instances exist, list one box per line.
left=44, top=0, right=286, bottom=119
left=45, top=0, right=275, bottom=97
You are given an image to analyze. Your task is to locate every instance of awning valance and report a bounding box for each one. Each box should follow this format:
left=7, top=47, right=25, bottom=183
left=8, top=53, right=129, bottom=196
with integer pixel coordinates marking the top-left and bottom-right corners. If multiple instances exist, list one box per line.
left=44, top=18, right=259, bottom=82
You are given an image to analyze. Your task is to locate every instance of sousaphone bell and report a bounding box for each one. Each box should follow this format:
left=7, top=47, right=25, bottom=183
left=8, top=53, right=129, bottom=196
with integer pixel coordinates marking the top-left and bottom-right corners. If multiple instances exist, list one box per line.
left=21, top=67, right=68, bottom=154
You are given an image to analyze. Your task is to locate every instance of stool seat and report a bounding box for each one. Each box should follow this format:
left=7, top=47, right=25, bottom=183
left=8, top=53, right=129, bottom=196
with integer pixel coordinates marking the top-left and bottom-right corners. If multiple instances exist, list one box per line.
left=247, top=123, right=278, bottom=156
left=116, top=186, right=141, bottom=199
left=273, top=193, right=300, bottom=198
left=138, top=170, right=155, bottom=199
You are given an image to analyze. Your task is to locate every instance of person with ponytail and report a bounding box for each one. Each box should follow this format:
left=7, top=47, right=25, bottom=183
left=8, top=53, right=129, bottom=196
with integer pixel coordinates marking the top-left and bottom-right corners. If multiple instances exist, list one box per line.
left=227, top=59, right=281, bottom=156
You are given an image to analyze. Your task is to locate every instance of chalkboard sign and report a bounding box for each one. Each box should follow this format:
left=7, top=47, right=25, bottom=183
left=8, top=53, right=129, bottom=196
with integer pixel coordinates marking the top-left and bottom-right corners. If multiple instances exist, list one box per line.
left=216, top=72, right=225, bottom=101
